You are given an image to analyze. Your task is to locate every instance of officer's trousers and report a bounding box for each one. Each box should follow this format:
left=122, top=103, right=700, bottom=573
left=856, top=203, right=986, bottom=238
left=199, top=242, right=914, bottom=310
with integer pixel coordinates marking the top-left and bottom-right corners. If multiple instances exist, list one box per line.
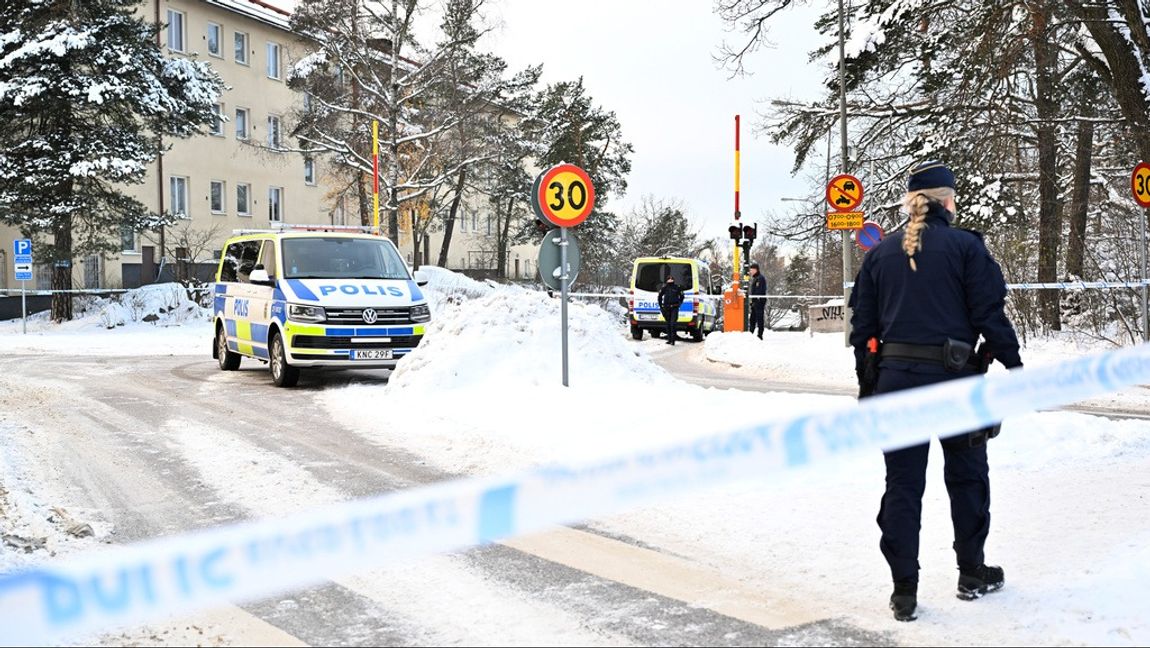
left=749, top=303, right=765, bottom=338
left=874, top=368, right=991, bottom=583
left=661, top=307, right=679, bottom=340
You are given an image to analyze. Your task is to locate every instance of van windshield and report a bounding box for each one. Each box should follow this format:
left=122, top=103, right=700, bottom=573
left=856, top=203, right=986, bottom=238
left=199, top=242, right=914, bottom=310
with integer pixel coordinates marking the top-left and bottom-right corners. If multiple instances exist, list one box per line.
left=635, top=262, right=693, bottom=292
left=282, top=237, right=410, bottom=280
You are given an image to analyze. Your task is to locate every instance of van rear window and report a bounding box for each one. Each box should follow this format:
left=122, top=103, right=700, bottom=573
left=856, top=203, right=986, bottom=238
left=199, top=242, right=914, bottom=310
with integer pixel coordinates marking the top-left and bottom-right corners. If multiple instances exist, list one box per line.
left=635, top=263, right=692, bottom=292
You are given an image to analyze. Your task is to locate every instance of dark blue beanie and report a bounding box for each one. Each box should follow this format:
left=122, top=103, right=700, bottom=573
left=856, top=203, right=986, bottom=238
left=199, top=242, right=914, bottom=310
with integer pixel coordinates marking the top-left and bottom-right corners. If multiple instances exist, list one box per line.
left=907, top=161, right=956, bottom=191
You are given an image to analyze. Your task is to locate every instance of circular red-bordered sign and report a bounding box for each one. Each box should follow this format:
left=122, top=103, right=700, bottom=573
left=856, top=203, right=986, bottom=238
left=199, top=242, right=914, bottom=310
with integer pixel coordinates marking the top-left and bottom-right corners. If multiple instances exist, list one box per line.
left=854, top=220, right=885, bottom=251
left=826, top=174, right=864, bottom=212
left=535, top=164, right=596, bottom=227
left=1133, top=162, right=1150, bottom=208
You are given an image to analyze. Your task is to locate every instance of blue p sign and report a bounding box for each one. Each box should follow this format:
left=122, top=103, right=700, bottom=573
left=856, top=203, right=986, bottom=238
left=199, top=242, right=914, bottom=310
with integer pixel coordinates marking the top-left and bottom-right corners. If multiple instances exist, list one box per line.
left=14, top=239, right=32, bottom=257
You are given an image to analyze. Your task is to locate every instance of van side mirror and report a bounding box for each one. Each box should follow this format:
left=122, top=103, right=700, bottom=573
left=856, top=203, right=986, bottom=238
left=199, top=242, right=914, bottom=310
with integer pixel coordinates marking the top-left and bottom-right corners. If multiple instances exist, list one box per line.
left=249, top=268, right=274, bottom=286
left=413, top=270, right=430, bottom=287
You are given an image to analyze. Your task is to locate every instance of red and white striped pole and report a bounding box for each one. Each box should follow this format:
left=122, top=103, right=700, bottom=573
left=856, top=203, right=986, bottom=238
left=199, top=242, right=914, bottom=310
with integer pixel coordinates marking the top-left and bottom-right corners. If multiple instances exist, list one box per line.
left=733, top=115, right=741, bottom=287
left=372, top=120, right=380, bottom=236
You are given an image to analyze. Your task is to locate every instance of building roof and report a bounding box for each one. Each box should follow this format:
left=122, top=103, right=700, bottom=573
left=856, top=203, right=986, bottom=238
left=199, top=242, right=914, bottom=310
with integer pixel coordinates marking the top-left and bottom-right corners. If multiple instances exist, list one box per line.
left=201, top=0, right=292, bottom=31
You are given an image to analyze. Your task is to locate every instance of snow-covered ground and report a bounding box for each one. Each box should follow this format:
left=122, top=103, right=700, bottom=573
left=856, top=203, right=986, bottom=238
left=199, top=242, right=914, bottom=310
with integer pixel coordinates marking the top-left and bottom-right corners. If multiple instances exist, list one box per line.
left=2, top=272, right=1150, bottom=645
left=0, top=283, right=211, bottom=356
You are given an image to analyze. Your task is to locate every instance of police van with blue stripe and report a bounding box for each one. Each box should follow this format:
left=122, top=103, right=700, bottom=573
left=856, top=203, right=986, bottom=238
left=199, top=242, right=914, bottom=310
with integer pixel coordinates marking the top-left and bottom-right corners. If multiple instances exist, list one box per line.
left=213, top=228, right=431, bottom=387
left=628, top=257, right=720, bottom=341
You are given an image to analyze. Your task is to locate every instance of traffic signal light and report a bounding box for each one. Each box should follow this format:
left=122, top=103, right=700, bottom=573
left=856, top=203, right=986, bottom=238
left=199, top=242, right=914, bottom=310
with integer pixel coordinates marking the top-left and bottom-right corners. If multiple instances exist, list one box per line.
left=728, top=225, right=742, bottom=241
left=742, top=224, right=757, bottom=243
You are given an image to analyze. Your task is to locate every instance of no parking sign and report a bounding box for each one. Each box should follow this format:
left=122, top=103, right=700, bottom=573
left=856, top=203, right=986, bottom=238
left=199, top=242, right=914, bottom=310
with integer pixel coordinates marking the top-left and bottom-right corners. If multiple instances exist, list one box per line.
left=854, top=221, right=884, bottom=251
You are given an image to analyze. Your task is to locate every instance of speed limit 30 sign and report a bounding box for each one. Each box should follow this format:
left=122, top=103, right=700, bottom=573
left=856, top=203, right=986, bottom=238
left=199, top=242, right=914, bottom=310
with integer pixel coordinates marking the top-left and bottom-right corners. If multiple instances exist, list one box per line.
left=1133, top=162, right=1150, bottom=208
left=535, top=164, right=595, bottom=228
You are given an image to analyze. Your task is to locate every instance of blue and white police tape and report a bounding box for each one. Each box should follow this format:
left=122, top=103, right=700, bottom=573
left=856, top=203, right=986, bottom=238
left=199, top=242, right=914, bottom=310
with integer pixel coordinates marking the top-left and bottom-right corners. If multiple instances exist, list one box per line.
left=3, top=344, right=1150, bottom=645
left=843, top=280, right=1150, bottom=290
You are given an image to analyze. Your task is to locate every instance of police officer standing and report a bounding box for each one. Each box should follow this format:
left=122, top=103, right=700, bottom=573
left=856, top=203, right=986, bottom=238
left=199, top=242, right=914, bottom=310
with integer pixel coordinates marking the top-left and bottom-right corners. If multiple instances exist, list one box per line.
left=747, top=263, right=767, bottom=339
left=657, top=274, right=685, bottom=345
left=849, top=161, right=1023, bottom=622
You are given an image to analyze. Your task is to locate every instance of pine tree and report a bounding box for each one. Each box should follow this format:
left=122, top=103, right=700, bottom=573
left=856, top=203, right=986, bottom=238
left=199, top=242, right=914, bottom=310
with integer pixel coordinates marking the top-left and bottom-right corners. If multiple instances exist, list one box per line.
left=0, top=0, right=221, bottom=320
left=530, top=77, right=633, bottom=289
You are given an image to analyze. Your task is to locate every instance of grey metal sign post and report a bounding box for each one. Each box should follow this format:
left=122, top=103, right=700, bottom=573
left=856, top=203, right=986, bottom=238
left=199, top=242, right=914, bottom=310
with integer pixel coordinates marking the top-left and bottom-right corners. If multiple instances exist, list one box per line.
left=560, top=227, right=570, bottom=385
left=538, top=228, right=582, bottom=386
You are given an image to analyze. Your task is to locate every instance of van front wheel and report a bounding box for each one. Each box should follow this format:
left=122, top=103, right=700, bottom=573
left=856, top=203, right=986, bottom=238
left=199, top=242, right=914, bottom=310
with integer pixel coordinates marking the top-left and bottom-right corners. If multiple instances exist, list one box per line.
left=217, top=325, right=240, bottom=371
left=269, top=332, right=300, bottom=387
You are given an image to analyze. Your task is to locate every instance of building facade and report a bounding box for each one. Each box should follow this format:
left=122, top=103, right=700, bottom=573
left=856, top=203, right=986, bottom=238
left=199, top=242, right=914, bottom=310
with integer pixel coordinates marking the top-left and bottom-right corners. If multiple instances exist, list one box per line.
left=0, top=0, right=537, bottom=294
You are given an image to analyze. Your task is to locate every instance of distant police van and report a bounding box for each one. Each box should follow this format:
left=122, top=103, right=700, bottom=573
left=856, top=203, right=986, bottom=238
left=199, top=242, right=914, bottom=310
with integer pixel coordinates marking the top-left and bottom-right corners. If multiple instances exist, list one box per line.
left=212, top=229, right=431, bottom=387
left=628, top=257, right=720, bottom=342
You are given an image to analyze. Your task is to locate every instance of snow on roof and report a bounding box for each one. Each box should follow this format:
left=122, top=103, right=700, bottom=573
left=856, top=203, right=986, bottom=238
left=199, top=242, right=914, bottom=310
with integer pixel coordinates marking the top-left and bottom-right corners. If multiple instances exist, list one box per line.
left=201, top=0, right=292, bottom=31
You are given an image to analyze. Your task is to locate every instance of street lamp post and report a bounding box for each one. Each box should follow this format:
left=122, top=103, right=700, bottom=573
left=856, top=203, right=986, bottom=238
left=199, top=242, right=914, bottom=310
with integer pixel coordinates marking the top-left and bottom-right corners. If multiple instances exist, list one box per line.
left=838, top=0, right=851, bottom=346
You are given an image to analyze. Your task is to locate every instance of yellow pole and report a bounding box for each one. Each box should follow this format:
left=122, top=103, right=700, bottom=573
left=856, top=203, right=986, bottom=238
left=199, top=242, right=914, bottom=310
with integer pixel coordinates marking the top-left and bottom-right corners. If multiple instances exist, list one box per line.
left=733, top=244, right=740, bottom=288
left=372, top=120, right=380, bottom=236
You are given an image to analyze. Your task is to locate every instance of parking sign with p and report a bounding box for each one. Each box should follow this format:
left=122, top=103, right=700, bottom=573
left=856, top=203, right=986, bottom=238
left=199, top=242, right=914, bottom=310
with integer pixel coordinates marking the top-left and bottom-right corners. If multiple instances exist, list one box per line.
left=13, top=239, right=33, bottom=281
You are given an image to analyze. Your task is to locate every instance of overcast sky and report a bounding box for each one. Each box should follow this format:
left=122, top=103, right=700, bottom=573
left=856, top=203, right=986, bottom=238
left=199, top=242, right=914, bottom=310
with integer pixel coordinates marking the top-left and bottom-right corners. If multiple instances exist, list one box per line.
left=485, top=0, right=830, bottom=241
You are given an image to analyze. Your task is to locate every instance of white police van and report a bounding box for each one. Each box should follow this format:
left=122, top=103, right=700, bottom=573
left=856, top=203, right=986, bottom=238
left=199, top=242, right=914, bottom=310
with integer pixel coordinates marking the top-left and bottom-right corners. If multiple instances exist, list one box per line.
left=212, top=228, right=431, bottom=387
left=628, top=257, right=720, bottom=341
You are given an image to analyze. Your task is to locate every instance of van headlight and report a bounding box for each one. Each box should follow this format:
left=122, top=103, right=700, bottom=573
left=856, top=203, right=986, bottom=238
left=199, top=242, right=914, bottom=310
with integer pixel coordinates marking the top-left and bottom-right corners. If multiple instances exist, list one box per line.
left=410, top=304, right=431, bottom=323
left=288, top=304, right=327, bottom=323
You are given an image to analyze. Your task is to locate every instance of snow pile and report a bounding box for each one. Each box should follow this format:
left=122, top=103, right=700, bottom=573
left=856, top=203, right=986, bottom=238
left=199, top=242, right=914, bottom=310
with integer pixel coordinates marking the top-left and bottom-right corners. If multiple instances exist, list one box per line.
left=325, top=277, right=837, bottom=473
left=419, top=265, right=496, bottom=306
left=389, top=288, right=665, bottom=392
left=93, top=283, right=211, bottom=328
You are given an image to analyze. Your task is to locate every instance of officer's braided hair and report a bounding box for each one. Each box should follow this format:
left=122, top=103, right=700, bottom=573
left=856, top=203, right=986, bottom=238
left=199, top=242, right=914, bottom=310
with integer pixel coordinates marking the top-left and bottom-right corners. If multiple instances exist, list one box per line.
left=901, top=187, right=955, bottom=272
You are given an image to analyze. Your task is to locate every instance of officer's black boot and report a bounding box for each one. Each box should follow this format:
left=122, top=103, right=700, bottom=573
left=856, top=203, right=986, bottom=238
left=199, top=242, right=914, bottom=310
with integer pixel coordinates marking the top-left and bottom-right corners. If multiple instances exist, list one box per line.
left=889, top=580, right=917, bottom=622
left=957, top=564, right=1005, bottom=600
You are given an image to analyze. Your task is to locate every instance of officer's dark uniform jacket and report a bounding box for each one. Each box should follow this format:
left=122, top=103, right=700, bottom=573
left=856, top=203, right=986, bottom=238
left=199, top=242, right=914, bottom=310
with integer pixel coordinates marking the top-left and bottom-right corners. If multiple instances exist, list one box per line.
left=658, top=282, right=685, bottom=310
left=849, top=202, right=1022, bottom=374
left=750, top=274, right=767, bottom=303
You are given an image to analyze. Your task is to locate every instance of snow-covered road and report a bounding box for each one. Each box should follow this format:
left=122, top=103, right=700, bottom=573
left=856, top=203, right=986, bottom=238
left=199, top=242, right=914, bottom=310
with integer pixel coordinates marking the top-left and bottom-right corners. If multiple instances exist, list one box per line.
left=0, top=353, right=886, bottom=647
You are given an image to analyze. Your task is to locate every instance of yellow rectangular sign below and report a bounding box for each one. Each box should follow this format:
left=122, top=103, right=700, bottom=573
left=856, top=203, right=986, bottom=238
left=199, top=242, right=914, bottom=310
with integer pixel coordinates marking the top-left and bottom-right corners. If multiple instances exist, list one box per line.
left=827, top=211, right=864, bottom=230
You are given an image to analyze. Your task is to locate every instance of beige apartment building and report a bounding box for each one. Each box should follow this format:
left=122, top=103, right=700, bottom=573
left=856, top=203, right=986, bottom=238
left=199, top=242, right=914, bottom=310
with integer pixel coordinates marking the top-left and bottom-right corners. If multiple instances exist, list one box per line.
left=0, top=0, right=537, bottom=294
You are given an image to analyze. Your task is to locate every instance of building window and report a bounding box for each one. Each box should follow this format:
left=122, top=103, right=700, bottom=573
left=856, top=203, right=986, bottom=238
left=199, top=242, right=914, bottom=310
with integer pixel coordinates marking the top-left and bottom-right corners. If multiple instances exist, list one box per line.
left=234, top=31, right=249, bottom=65
left=235, top=107, right=249, bottom=140
left=120, top=225, right=135, bottom=253
left=486, top=215, right=492, bottom=235
left=266, top=42, right=281, bottom=79
left=166, top=9, right=185, bottom=52
left=207, top=22, right=222, bottom=57
left=237, top=183, right=251, bottom=216
left=473, top=212, right=479, bottom=231
left=209, top=103, right=224, bottom=136
left=268, top=187, right=283, bottom=222
left=460, top=212, right=466, bottom=232
left=210, top=180, right=226, bottom=214
left=267, top=115, right=281, bottom=149
left=302, top=91, right=313, bottom=112
left=169, top=176, right=189, bottom=219
left=304, top=158, right=316, bottom=185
